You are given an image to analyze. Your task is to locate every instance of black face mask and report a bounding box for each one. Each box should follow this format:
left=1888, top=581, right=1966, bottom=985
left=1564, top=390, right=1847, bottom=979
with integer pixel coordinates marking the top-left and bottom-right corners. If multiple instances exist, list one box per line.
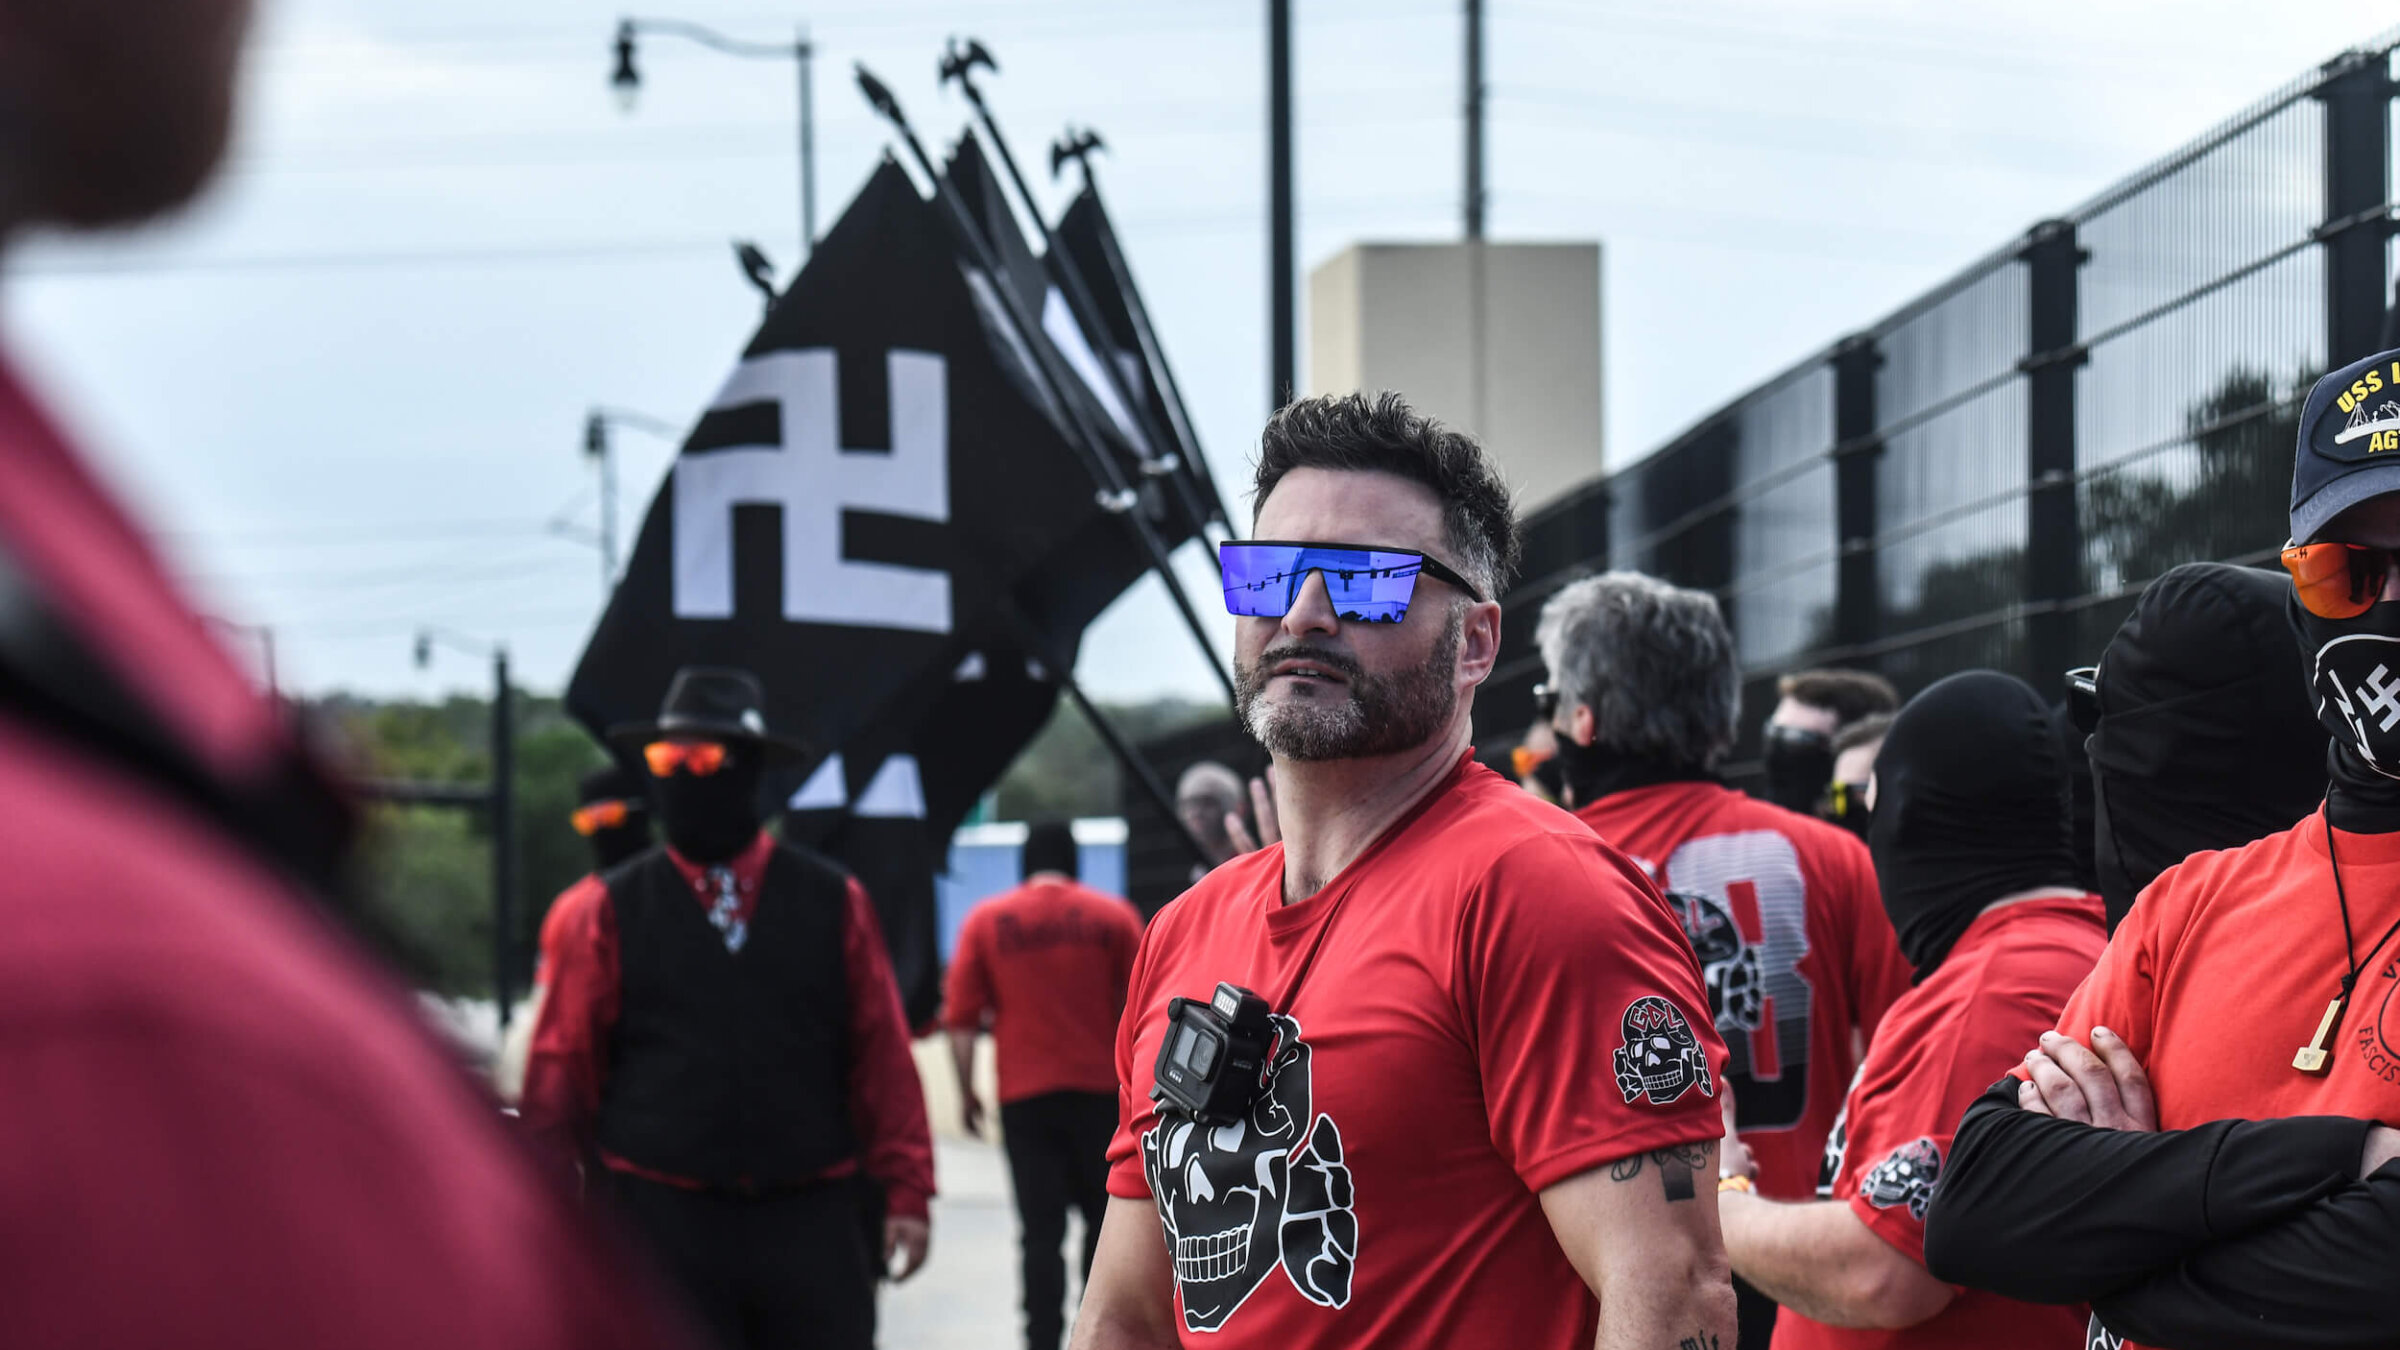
left=1869, top=671, right=2082, bottom=982
left=1762, top=724, right=1835, bottom=813
left=651, top=753, right=767, bottom=864
left=1552, top=730, right=1713, bottom=808
left=588, top=812, right=653, bottom=871
left=2081, top=563, right=2326, bottom=929
left=1817, top=780, right=1871, bottom=840
left=2290, top=590, right=2400, bottom=819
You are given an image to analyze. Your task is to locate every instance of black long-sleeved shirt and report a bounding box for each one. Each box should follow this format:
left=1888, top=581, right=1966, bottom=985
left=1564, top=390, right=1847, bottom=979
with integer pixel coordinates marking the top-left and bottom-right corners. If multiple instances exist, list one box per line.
left=1925, top=1078, right=2399, bottom=1348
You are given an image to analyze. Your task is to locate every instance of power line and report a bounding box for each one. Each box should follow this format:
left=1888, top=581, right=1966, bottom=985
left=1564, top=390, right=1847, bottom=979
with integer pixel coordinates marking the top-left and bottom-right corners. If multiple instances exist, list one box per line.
left=12, top=194, right=1459, bottom=279
left=159, top=517, right=563, bottom=546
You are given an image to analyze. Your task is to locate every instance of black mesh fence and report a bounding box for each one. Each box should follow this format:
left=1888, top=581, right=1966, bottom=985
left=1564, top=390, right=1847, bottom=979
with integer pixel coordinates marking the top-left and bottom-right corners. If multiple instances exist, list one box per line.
left=1485, top=37, right=2400, bottom=775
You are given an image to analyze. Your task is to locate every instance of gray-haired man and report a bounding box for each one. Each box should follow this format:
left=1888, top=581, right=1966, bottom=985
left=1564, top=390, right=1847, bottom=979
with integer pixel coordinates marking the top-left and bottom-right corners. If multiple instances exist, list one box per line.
left=1537, top=573, right=1910, bottom=1350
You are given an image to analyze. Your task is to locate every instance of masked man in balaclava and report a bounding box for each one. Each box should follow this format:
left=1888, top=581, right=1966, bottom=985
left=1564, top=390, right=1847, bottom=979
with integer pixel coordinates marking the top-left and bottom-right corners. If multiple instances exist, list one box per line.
left=1717, top=671, right=2105, bottom=1350
left=500, top=765, right=663, bottom=1102
left=1761, top=668, right=1899, bottom=816
left=2082, top=561, right=2328, bottom=933
left=573, top=763, right=656, bottom=872
left=1924, top=350, right=2400, bottom=1348
left=522, top=666, right=936, bottom=1350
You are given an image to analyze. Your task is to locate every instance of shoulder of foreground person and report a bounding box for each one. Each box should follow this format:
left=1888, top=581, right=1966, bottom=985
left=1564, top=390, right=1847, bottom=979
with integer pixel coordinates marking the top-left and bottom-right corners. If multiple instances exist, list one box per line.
left=0, top=727, right=693, bottom=1347
left=2120, top=811, right=2317, bottom=932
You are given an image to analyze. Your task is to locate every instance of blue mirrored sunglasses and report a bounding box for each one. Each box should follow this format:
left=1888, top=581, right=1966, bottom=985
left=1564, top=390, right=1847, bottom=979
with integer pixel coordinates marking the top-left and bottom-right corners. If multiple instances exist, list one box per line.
left=1218, top=540, right=1484, bottom=623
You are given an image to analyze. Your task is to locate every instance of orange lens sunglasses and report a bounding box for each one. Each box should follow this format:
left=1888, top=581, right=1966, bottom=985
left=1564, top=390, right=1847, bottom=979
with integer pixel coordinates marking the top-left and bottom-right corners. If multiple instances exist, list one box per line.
left=643, top=739, right=730, bottom=777
left=2281, top=540, right=2400, bottom=619
left=1510, top=744, right=1553, bottom=782
left=570, top=799, right=632, bottom=836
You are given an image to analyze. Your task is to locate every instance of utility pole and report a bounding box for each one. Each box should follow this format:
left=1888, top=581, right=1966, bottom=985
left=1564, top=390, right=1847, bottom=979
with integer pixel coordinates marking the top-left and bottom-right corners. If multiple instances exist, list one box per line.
left=1464, top=0, right=1485, bottom=239
left=491, top=645, right=515, bottom=1029
left=1268, top=0, right=1294, bottom=412
left=796, top=25, right=816, bottom=251
left=415, top=628, right=518, bottom=1029
left=583, top=410, right=620, bottom=588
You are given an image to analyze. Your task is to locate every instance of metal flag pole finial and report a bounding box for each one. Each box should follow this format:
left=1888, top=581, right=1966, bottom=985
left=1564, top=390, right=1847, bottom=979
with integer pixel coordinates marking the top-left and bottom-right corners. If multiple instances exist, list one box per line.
left=935, top=38, right=1221, bottom=544
left=854, top=60, right=1237, bottom=706
left=937, top=35, right=997, bottom=86
left=1050, top=126, right=1106, bottom=184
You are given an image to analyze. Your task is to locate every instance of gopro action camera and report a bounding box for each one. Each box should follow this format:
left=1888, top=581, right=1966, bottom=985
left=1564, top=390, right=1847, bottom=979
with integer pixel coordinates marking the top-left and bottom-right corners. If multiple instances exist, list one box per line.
left=1150, top=982, right=1277, bottom=1126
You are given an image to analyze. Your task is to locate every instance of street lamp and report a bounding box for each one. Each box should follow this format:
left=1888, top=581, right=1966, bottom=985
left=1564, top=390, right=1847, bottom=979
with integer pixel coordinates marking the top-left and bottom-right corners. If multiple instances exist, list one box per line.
left=415, top=627, right=519, bottom=1031
left=611, top=16, right=817, bottom=266
left=583, top=405, right=682, bottom=591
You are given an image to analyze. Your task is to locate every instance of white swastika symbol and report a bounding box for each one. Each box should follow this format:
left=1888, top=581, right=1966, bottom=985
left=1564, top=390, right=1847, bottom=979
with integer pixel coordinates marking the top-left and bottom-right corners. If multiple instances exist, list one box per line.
left=2362, top=663, right=2400, bottom=732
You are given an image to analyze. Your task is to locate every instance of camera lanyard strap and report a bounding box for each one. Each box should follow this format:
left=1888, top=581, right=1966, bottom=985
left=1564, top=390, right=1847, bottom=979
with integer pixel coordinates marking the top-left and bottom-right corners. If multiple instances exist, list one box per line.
left=1270, top=878, right=1358, bottom=1019
left=1264, top=752, right=1473, bottom=1019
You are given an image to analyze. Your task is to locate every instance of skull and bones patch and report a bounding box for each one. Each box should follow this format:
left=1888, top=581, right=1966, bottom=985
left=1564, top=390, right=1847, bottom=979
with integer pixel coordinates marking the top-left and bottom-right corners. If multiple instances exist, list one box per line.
left=1859, top=1137, right=1942, bottom=1220
left=1612, top=996, right=1714, bottom=1106
left=1142, top=1014, right=1356, bottom=1332
left=1669, top=890, right=1765, bottom=1033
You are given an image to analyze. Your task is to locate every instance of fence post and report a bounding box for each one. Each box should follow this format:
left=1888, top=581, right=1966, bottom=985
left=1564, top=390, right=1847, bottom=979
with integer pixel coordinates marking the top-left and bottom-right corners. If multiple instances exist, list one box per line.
left=2316, top=50, right=2393, bottom=368
left=2019, top=219, right=2088, bottom=698
left=1830, top=335, right=1882, bottom=665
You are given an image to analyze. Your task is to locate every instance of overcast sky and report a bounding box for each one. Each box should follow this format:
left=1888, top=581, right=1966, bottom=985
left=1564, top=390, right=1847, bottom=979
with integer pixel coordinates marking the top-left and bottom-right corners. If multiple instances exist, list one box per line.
left=13, top=0, right=2396, bottom=705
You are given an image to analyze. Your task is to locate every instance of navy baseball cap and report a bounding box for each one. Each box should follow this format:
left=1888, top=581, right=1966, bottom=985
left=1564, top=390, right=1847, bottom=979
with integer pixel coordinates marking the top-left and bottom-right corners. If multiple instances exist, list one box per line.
left=2292, top=346, right=2400, bottom=542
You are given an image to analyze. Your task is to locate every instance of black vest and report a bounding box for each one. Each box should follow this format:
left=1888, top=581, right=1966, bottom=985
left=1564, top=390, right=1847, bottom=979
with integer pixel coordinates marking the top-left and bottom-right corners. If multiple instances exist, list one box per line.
left=593, top=843, right=858, bottom=1188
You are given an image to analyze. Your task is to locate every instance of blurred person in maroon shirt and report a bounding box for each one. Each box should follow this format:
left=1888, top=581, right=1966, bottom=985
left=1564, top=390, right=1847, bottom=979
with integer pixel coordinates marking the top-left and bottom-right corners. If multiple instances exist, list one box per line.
left=0, top=4, right=697, bottom=1348
left=946, top=819, right=1143, bottom=1350
left=1535, top=573, right=1911, bottom=1350
left=523, top=666, right=936, bottom=1350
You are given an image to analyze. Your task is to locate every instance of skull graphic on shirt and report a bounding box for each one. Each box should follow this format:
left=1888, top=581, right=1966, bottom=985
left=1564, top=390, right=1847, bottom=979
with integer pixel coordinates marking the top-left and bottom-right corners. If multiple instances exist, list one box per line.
left=1860, top=1137, right=1943, bottom=1220
left=1143, top=1013, right=1356, bottom=1331
left=1612, top=995, right=1714, bottom=1105
left=1669, top=890, right=1765, bottom=1033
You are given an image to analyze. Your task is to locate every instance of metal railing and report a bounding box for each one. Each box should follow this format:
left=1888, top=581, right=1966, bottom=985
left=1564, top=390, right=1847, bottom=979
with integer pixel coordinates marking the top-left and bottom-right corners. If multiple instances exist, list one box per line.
left=1484, top=33, right=2400, bottom=766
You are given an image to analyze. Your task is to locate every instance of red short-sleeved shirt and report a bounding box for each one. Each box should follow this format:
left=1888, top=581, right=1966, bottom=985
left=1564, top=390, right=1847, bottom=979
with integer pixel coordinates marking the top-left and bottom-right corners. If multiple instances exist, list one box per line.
left=2050, top=811, right=2400, bottom=1350
left=1772, top=894, right=2105, bottom=1350
left=1574, top=783, right=1911, bottom=1201
left=1108, top=756, right=1726, bottom=1347
left=943, top=877, right=1142, bottom=1103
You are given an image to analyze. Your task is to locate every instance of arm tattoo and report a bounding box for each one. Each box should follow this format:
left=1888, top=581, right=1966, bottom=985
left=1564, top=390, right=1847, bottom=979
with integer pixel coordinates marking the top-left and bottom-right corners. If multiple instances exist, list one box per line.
left=1607, top=1141, right=1716, bottom=1202
left=1678, top=1334, right=1720, bottom=1350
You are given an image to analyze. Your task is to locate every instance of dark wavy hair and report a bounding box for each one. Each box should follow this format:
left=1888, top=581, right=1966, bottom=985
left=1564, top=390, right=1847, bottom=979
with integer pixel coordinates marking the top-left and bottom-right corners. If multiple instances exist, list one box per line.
left=1252, top=392, right=1520, bottom=599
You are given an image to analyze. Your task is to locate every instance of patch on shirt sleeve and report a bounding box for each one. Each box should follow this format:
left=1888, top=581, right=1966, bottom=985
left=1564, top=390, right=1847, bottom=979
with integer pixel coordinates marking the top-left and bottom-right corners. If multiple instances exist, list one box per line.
left=1611, top=995, right=1715, bottom=1105
left=1860, top=1137, right=1942, bottom=1220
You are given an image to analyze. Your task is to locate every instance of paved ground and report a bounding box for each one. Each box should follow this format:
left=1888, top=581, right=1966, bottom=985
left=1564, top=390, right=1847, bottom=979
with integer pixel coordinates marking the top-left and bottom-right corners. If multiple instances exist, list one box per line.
left=881, top=1042, right=1090, bottom=1349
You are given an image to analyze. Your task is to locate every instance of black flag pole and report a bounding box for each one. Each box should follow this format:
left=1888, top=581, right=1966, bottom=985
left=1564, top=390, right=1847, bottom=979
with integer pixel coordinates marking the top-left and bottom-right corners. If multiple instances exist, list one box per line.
left=1050, top=125, right=1231, bottom=536
left=992, top=600, right=1214, bottom=867
left=856, top=63, right=1237, bottom=708
left=937, top=39, right=1222, bottom=544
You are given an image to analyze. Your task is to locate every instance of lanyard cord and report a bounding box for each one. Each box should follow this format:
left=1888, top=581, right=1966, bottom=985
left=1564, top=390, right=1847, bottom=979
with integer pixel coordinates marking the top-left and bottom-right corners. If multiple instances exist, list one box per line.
left=2323, top=812, right=2400, bottom=1016
left=1272, top=877, right=1358, bottom=1018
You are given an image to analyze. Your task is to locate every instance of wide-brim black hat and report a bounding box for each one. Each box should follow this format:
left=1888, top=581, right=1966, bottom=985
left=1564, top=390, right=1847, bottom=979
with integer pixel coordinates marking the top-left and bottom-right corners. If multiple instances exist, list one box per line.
left=606, top=665, right=809, bottom=766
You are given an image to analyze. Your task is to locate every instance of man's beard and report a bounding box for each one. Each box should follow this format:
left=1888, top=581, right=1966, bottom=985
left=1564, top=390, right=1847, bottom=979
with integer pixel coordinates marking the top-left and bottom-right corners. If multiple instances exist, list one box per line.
left=1236, top=607, right=1462, bottom=762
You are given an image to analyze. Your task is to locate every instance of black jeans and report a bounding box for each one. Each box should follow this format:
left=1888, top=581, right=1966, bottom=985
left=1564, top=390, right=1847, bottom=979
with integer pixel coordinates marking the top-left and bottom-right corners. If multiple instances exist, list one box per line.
left=1000, top=1091, right=1116, bottom=1350
left=606, top=1169, right=878, bottom=1350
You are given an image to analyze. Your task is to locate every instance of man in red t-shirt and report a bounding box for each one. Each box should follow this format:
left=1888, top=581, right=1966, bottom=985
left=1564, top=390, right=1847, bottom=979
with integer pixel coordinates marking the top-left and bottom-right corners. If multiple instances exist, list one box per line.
left=945, top=820, right=1143, bottom=1350
left=1533, top=574, right=1910, bottom=1348
left=1918, top=349, right=2400, bottom=1350
left=1713, top=672, right=2101, bottom=1350
left=1071, top=393, right=1736, bottom=1349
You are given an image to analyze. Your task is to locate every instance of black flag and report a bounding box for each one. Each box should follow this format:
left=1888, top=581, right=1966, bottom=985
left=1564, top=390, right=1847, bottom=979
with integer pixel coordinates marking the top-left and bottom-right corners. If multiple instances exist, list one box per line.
left=1053, top=181, right=1231, bottom=533
left=569, top=157, right=1200, bottom=1019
